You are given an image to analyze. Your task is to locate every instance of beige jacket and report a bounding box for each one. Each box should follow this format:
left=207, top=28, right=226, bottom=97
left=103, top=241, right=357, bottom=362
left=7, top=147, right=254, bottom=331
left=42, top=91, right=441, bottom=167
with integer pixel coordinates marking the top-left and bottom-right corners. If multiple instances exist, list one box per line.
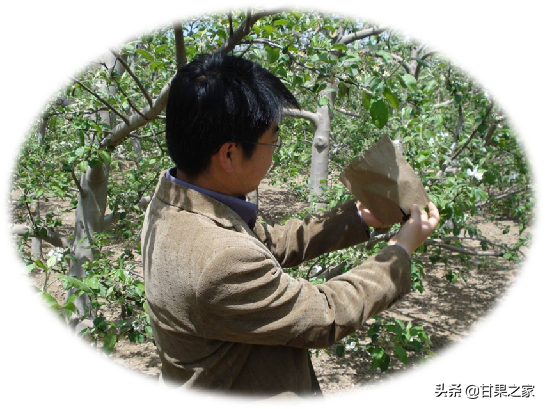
left=142, top=174, right=411, bottom=397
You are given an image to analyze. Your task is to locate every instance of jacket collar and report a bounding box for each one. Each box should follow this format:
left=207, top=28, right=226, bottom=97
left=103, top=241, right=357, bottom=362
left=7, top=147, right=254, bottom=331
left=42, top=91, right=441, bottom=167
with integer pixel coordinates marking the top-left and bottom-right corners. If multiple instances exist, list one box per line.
left=164, top=167, right=257, bottom=228
left=153, top=171, right=253, bottom=232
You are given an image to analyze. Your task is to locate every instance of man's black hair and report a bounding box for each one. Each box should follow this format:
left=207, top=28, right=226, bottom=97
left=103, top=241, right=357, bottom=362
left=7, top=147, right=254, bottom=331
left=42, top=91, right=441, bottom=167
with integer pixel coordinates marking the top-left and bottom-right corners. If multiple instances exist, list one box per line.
left=166, top=52, right=300, bottom=177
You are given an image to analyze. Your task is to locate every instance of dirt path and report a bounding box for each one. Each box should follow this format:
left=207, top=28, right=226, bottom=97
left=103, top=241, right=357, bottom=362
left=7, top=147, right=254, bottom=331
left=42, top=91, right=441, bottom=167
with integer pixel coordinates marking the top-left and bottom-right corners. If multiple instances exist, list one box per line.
left=13, top=178, right=526, bottom=396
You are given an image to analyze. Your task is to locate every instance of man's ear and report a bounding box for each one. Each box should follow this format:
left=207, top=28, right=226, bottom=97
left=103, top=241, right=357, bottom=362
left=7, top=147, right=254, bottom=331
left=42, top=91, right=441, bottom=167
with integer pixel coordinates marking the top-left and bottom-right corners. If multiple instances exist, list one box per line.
left=215, top=141, right=236, bottom=173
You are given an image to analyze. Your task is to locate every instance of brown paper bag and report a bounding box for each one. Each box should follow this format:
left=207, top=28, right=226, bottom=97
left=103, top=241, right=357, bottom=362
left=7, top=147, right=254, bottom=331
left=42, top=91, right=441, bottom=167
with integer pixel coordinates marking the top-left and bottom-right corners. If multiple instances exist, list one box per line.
left=339, top=135, right=430, bottom=225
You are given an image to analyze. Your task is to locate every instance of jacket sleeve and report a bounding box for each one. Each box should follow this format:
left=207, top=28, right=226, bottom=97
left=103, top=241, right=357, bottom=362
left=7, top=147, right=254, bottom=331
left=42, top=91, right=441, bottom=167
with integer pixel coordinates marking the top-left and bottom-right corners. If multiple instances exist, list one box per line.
left=195, top=244, right=411, bottom=349
left=253, top=200, right=370, bottom=268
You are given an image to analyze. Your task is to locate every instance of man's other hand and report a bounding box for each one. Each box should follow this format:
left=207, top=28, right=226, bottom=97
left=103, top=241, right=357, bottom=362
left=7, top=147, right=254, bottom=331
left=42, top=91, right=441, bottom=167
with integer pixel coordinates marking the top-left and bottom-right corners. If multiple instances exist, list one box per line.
left=388, top=202, right=440, bottom=255
left=356, top=201, right=389, bottom=228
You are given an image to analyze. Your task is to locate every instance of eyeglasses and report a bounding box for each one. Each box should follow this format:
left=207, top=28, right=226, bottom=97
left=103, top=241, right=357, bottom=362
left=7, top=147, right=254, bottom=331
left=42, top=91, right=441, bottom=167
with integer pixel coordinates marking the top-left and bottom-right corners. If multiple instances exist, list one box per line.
left=239, top=138, right=283, bottom=153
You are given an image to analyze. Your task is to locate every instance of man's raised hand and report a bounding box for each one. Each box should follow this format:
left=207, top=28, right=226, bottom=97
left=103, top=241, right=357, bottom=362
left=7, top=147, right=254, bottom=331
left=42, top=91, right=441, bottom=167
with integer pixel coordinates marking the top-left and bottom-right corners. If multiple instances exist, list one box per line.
left=388, top=202, right=440, bottom=255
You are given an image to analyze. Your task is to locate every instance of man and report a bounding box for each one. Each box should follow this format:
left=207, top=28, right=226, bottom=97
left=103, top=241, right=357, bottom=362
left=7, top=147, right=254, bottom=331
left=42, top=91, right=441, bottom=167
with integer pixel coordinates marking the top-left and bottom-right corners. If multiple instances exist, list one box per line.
left=142, top=52, right=439, bottom=397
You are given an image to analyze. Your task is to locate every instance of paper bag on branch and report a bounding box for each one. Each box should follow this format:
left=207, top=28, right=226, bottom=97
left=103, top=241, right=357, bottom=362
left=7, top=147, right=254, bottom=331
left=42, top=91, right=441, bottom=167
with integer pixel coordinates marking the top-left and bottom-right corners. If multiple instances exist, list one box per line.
left=339, top=135, right=430, bottom=225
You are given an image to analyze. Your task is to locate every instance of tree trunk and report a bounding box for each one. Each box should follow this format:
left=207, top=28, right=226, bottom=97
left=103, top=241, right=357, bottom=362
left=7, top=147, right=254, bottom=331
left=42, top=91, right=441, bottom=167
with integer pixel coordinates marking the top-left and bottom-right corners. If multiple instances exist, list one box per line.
left=247, top=188, right=258, bottom=205
left=68, top=163, right=109, bottom=321
left=67, top=53, right=122, bottom=324
left=310, top=84, right=336, bottom=210
left=30, top=200, right=42, bottom=259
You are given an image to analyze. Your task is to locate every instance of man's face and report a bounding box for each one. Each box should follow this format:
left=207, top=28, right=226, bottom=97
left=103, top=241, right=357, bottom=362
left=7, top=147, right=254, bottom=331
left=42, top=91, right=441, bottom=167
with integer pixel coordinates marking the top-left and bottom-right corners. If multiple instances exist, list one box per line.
left=234, top=122, right=280, bottom=196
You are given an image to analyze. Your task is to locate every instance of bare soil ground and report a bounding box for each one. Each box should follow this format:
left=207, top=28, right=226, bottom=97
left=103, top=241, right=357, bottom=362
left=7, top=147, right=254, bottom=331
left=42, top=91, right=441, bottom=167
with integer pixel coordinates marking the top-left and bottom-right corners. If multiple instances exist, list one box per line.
left=11, top=177, right=528, bottom=396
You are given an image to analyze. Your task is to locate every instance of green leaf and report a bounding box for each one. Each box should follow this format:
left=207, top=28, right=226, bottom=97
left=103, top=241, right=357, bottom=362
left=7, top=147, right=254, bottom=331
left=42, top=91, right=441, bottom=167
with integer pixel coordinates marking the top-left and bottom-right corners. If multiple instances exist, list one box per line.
left=312, top=82, right=327, bottom=94
left=41, top=292, right=61, bottom=310
left=370, top=348, right=390, bottom=372
left=266, top=46, right=280, bottom=63
left=136, top=49, right=155, bottom=62
left=331, top=44, right=348, bottom=52
left=61, top=295, right=77, bottom=319
left=408, top=340, right=422, bottom=352
left=273, top=19, right=289, bottom=27
left=98, top=150, right=111, bottom=165
left=335, top=345, right=345, bottom=357
left=483, top=171, right=496, bottom=184
left=379, top=354, right=390, bottom=372
left=394, top=346, right=409, bottom=364
left=58, top=274, right=93, bottom=294
left=385, top=324, right=403, bottom=336
left=318, top=96, right=329, bottom=107
left=338, top=82, right=348, bottom=99
left=376, top=50, right=392, bottom=63
left=75, top=147, right=85, bottom=157
left=93, top=316, right=108, bottom=331
left=400, top=74, right=417, bottom=92
left=362, top=91, right=372, bottom=110
left=35, top=259, right=46, bottom=269
left=383, top=88, right=400, bottom=110
left=370, top=99, right=389, bottom=129
left=368, top=77, right=384, bottom=93
left=79, top=160, right=89, bottom=173
left=128, top=331, right=145, bottom=343
left=103, top=332, right=117, bottom=355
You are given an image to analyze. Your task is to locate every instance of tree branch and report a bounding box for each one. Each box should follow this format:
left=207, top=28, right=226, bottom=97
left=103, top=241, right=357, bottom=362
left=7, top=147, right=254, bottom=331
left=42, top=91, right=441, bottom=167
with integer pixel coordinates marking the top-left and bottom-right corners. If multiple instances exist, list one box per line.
left=433, top=99, right=453, bottom=108
left=423, top=239, right=503, bottom=256
left=99, top=10, right=280, bottom=150
left=219, top=9, right=284, bottom=54
left=476, top=187, right=530, bottom=207
left=110, top=50, right=154, bottom=107
left=173, top=22, right=187, bottom=69
left=103, top=213, right=120, bottom=231
left=454, top=103, right=463, bottom=144
left=71, top=166, right=86, bottom=198
left=312, top=262, right=347, bottom=281
left=99, top=79, right=171, bottom=148
left=335, top=107, right=360, bottom=118
left=451, top=101, right=494, bottom=161
left=72, top=78, right=130, bottom=125
left=113, top=81, right=149, bottom=120
left=360, top=228, right=516, bottom=258
left=11, top=224, right=70, bottom=248
left=282, top=108, right=320, bottom=127
left=389, top=52, right=413, bottom=75
left=337, top=27, right=387, bottom=45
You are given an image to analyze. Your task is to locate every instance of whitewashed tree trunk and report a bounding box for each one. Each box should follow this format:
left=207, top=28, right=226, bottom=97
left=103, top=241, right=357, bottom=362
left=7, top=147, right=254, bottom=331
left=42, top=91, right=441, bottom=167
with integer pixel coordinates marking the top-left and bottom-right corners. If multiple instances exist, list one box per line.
left=129, top=54, right=144, bottom=166
left=247, top=189, right=258, bottom=206
left=68, top=163, right=110, bottom=320
left=67, top=53, right=123, bottom=324
left=30, top=200, right=42, bottom=259
left=310, top=84, right=336, bottom=210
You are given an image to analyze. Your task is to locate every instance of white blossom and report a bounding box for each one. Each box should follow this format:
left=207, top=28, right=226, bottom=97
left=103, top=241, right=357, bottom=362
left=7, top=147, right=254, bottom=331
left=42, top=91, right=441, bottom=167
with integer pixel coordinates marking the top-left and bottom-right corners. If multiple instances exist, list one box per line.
left=345, top=341, right=357, bottom=350
left=466, top=167, right=483, bottom=181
